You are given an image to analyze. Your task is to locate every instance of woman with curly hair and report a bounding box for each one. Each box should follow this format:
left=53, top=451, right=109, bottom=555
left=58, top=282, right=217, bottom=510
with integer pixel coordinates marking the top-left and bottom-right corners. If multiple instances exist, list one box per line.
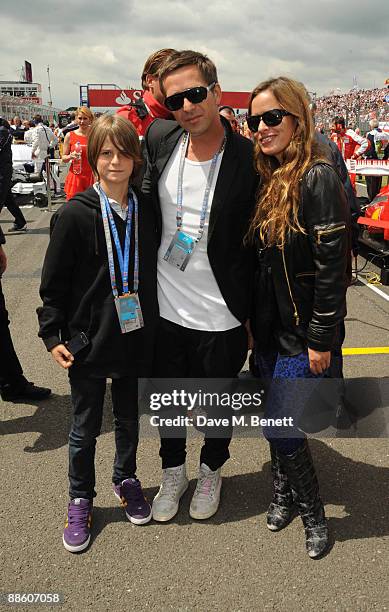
left=247, top=77, right=350, bottom=558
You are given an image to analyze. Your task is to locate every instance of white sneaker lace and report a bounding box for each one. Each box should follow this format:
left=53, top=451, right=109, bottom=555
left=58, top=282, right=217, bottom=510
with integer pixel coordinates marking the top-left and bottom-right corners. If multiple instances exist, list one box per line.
left=159, top=469, right=182, bottom=500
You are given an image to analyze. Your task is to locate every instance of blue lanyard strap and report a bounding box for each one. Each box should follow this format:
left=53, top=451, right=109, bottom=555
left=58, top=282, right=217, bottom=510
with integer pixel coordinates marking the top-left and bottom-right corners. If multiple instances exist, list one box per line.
left=97, top=183, right=139, bottom=297
left=176, top=131, right=226, bottom=242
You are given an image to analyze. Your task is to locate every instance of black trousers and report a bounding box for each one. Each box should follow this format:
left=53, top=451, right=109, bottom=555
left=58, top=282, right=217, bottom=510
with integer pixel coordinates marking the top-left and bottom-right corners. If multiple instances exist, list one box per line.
left=365, top=175, right=382, bottom=202
left=0, top=189, right=26, bottom=228
left=68, top=374, right=139, bottom=500
left=153, top=317, right=248, bottom=471
left=0, top=280, right=27, bottom=390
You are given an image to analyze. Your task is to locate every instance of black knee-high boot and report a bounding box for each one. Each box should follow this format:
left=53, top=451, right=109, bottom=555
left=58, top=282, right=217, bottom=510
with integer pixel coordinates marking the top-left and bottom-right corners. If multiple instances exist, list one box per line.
left=279, top=440, right=329, bottom=559
left=267, top=444, right=295, bottom=531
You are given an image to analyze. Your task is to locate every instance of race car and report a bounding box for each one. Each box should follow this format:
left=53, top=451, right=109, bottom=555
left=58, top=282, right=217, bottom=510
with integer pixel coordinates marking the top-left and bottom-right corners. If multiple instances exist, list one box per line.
left=363, top=184, right=389, bottom=241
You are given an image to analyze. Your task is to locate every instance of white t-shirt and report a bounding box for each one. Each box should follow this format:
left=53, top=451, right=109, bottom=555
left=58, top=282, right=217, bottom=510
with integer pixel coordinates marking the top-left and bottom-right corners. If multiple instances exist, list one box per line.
left=157, top=135, right=241, bottom=332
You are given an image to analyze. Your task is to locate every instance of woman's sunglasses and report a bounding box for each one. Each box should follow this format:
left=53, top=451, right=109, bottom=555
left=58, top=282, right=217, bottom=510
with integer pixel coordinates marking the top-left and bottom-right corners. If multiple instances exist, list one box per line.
left=164, top=82, right=216, bottom=111
left=246, top=109, right=292, bottom=132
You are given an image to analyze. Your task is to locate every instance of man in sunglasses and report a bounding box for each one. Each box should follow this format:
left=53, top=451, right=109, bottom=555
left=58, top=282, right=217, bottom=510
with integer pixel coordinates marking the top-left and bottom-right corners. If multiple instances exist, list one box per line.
left=142, top=50, right=258, bottom=523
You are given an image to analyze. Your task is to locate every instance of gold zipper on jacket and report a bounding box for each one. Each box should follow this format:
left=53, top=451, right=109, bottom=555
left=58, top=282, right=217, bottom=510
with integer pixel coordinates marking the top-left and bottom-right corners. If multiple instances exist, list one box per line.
left=316, top=224, right=346, bottom=244
left=295, top=272, right=315, bottom=278
left=281, top=246, right=300, bottom=326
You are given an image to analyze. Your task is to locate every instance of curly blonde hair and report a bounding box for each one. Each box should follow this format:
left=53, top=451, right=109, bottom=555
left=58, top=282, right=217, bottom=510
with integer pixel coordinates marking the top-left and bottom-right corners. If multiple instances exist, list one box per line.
left=247, top=76, right=326, bottom=247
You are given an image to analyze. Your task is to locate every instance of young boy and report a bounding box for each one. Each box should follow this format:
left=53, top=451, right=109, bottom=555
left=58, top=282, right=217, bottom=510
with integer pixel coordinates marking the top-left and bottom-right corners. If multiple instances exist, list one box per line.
left=38, top=115, right=158, bottom=552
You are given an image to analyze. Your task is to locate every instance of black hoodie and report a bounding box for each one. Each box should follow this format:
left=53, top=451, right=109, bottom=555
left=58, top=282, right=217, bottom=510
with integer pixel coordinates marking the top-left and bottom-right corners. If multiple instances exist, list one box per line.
left=37, top=186, right=158, bottom=378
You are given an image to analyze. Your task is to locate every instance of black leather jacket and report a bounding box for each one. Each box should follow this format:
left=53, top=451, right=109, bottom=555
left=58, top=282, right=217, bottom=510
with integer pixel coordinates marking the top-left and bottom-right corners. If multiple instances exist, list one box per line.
left=253, top=162, right=350, bottom=356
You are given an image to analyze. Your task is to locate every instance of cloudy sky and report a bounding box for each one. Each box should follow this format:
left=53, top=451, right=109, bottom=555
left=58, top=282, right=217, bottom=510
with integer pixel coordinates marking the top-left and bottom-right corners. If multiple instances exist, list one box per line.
left=1, top=0, right=388, bottom=109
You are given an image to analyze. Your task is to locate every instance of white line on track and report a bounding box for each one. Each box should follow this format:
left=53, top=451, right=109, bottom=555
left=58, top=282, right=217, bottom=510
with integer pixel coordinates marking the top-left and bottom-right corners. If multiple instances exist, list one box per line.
left=357, top=275, right=389, bottom=302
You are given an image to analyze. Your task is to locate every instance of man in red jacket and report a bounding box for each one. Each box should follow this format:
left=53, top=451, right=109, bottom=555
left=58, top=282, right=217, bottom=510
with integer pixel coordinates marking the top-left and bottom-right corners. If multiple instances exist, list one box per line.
left=330, top=116, right=368, bottom=191
left=116, top=48, right=176, bottom=137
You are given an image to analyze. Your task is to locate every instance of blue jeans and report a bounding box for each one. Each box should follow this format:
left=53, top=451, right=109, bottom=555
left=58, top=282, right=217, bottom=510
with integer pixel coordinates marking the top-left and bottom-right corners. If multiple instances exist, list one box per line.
left=68, top=374, right=138, bottom=499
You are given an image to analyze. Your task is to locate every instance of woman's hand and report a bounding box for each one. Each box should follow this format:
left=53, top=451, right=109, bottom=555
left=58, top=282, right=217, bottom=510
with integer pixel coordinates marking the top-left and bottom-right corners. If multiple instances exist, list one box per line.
left=245, top=319, right=254, bottom=351
left=61, top=150, right=78, bottom=163
left=50, top=344, right=74, bottom=369
left=308, top=348, right=331, bottom=375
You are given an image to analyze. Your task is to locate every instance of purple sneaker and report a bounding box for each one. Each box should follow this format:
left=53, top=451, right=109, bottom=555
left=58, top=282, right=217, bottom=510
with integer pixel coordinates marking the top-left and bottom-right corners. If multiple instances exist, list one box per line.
left=63, top=498, right=92, bottom=553
left=114, top=478, right=152, bottom=525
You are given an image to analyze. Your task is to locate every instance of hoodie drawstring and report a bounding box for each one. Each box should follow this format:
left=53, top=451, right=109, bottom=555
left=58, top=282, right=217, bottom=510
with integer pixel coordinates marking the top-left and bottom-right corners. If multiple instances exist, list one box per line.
left=94, top=209, right=99, bottom=256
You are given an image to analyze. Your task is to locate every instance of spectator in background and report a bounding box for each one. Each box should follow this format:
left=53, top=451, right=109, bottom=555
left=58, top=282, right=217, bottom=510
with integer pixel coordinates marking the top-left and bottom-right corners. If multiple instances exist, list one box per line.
left=10, top=116, right=25, bottom=141
left=31, top=114, right=58, bottom=174
left=62, top=107, right=94, bottom=200
left=0, top=223, right=51, bottom=401
left=117, top=48, right=176, bottom=138
left=0, top=119, right=27, bottom=232
left=383, top=141, right=389, bottom=161
left=330, top=116, right=368, bottom=191
left=61, top=113, right=78, bottom=137
left=219, top=105, right=239, bottom=133
left=23, top=121, right=35, bottom=146
left=242, top=120, right=252, bottom=140
left=365, top=118, right=389, bottom=201
left=48, top=123, right=57, bottom=159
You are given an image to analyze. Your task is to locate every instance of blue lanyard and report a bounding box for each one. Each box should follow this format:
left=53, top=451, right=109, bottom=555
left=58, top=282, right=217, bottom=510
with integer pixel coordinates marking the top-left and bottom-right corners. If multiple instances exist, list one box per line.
left=97, top=183, right=139, bottom=297
left=176, top=131, right=226, bottom=242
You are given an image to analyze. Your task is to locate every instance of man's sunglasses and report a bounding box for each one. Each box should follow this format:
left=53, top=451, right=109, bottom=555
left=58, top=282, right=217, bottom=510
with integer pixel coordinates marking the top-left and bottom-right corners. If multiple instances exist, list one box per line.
left=246, top=109, right=292, bottom=132
left=164, top=82, right=216, bottom=111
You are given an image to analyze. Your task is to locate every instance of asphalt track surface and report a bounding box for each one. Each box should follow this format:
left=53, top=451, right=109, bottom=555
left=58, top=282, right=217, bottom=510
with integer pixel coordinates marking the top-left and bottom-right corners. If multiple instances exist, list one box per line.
left=1, top=202, right=388, bottom=612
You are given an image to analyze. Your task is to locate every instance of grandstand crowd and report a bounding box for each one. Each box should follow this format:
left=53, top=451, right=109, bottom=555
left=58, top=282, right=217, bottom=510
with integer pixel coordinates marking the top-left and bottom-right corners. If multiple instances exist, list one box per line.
left=313, top=86, right=389, bottom=131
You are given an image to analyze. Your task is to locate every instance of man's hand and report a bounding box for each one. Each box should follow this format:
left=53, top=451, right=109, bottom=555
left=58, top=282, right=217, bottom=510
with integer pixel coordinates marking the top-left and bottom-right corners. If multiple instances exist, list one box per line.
left=31, top=151, right=36, bottom=159
left=308, top=348, right=331, bottom=375
left=50, top=344, right=74, bottom=369
left=0, top=246, right=7, bottom=276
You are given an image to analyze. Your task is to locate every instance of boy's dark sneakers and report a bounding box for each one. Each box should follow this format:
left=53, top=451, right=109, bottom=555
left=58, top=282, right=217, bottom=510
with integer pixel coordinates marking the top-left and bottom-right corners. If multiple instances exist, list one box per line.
left=63, top=498, right=92, bottom=553
left=114, top=478, right=152, bottom=525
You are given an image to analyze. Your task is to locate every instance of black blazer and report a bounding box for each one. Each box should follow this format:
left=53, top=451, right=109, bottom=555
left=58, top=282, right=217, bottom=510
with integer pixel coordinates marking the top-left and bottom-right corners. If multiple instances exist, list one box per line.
left=142, top=117, right=259, bottom=323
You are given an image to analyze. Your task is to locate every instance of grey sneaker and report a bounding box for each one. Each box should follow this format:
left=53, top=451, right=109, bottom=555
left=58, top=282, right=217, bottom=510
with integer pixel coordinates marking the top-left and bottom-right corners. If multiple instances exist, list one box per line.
left=152, top=464, right=188, bottom=522
left=189, top=463, right=222, bottom=520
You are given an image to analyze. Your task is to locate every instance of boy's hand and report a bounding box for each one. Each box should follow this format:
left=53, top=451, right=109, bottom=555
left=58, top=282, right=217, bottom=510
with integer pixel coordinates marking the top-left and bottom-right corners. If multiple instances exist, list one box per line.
left=50, top=344, right=74, bottom=369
